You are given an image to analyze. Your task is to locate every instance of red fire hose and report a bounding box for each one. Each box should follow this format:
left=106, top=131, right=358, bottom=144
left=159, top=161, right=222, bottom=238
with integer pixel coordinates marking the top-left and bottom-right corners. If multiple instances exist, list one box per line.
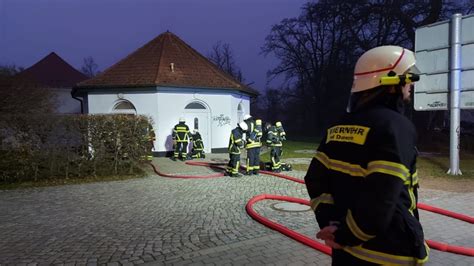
left=245, top=194, right=331, bottom=255
left=154, top=160, right=474, bottom=256
left=417, top=203, right=474, bottom=224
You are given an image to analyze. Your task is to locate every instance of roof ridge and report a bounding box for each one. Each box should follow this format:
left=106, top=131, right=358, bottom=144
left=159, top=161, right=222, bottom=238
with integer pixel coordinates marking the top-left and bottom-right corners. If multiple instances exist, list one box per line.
left=78, top=35, right=163, bottom=86
left=153, top=33, right=167, bottom=84
left=171, top=34, right=245, bottom=89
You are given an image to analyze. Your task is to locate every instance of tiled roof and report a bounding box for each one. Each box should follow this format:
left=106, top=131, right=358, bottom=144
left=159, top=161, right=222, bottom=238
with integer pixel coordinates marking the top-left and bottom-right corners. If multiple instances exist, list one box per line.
left=16, top=52, right=88, bottom=88
left=76, top=31, right=258, bottom=95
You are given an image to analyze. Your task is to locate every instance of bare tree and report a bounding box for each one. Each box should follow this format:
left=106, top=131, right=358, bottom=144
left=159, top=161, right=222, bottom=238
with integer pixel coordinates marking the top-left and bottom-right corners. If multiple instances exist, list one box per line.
left=81, top=56, right=99, bottom=78
left=262, top=0, right=465, bottom=135
left=0, top=64, right=24, bottom=77
left=208, top=41, right=244, bottom=82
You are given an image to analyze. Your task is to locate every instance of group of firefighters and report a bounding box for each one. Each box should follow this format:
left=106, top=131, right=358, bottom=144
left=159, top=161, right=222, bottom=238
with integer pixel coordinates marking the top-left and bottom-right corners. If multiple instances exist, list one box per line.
left=170, top=117, right=205, bottom=161
left=141, top=45, right=430, bottom=264
left=226, top=115, right=288, bottom=177
left=144, top=115, right=289, bottom=177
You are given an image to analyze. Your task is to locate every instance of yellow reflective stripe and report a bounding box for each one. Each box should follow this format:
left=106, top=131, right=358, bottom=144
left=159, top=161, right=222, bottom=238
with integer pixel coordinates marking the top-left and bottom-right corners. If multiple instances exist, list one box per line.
left=310, top=193, right=334, bottom=211
left=367, top=160, right=409, bottom=182
left=408, top=186, right=416, bottom=214
left=315, top=152, right=410, bottom=181
left=412, top=170, right=419, bottom=186
left=344, top=244, right=429, bottom=265
left=176, top=126, right=187, bottom=130
left=346, top=209, right=375, bottom=242
left=314, top=152, right=366, bottom=177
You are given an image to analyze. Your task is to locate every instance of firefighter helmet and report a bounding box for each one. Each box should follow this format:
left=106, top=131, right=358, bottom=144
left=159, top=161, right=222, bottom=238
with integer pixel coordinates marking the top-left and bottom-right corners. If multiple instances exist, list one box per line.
left=352, top=45, right=418, bottom=93
left=238, top=121, right=248, bottom=131
left=179, top=117, right=185, bottom=122
left=243, top=114, right=252, bottom=120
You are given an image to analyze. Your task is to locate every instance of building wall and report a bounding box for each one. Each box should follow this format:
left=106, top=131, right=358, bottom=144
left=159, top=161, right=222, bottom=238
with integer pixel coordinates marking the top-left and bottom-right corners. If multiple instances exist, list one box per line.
left=52, top=88, right=82, bottom=114
left=85, top=87, right=251, bottom=154
left=156, top=88, right=250, bottom=153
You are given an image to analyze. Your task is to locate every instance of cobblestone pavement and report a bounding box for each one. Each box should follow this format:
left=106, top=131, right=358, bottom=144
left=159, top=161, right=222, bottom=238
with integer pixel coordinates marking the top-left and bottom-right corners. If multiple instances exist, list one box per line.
left=0, top=154, right=473, bottom=265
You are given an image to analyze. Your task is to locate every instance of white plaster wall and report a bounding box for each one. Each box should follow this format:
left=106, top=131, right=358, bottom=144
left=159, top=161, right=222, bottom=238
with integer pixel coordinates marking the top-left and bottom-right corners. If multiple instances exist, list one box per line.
left=156, top=88, right=250, bottom=152
left=86, top=89, right=159, bottom=148
left=52, top=88, right=81, bottom=114
left=86, top=88, right=251, bottom=153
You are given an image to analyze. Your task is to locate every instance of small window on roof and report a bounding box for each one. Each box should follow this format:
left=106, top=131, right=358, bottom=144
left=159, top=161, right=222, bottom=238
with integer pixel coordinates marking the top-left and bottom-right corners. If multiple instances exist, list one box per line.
left=185, top=102, right=206, bottom=109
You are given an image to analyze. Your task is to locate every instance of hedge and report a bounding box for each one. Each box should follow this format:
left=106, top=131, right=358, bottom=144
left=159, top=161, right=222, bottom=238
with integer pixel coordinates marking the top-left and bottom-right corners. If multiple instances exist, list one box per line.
left=0, top=114, right=153, bottom=183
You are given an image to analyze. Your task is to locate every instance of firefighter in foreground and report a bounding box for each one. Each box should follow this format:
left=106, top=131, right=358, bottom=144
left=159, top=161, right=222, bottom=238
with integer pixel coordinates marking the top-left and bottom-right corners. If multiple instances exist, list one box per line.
left=243, top=114, right=262, bottom=175
left=304, top=45, right=429, bottom=265
left=172, top=117, right=190, bottom=161
left=190, top=129, right=205, bottom=159
left=226, top=121, right=248, bottom=177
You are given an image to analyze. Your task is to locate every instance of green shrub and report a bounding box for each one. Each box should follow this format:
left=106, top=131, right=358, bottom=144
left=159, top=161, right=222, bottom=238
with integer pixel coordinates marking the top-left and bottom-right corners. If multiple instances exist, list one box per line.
left=0, top=114, right=153, bottom=183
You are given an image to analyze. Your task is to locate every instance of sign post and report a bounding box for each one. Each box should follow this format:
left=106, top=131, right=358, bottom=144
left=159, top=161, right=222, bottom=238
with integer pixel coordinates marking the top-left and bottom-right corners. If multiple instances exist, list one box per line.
left=448, top=14, right=462, bottom=175
left=415, top=13, right=474, bottom=175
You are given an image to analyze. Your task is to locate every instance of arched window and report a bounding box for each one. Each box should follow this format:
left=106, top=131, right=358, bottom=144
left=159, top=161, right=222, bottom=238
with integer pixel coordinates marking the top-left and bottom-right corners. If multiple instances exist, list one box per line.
left=185, top=102, right=206, bottom=109
left=113, top=100, right=136, bottom=114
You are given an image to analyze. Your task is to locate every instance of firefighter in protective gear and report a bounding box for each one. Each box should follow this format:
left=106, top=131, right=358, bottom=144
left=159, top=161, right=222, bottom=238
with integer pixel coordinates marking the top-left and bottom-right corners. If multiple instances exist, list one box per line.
left=226, top=121, right=248, bottom=177
left=140, top=122, right=156, bottom=161
left=266, top=122, right=283, bottom=172
left=243, top=114, right=262, bottom=175
left=145, top=123, right=156, bottom=161
left=172, top=117, right=190, bottom=161
left=305, top=45, right=429, bottom=265
left=190, top=129, right=205, bottom=159
left=275, top=121, right=292, bottom=171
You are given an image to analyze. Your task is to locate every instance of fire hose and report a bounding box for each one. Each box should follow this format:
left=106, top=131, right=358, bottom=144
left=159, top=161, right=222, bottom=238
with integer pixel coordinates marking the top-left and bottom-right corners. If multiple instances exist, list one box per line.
left=151, top=161, right=474, bottom=256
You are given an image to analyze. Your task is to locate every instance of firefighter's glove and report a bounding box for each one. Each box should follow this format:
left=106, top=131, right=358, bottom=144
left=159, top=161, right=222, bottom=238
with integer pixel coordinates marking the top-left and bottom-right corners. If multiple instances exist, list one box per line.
left=316, top=225, right=343, bottom=249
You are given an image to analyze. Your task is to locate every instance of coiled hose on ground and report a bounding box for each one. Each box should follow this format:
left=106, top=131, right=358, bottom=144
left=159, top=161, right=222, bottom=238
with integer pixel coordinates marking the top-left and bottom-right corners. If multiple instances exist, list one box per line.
left=150, top=161, right=474, bottom=257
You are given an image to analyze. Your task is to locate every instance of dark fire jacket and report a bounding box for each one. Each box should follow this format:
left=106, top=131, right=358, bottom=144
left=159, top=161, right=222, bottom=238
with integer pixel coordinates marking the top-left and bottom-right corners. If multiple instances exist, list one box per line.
left=305, top=104, right=429, bottom=265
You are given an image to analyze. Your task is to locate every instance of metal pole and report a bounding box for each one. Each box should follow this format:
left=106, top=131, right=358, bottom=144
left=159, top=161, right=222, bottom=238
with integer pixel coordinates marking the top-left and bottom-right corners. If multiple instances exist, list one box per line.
left=447, top=13, right=462, bottom=175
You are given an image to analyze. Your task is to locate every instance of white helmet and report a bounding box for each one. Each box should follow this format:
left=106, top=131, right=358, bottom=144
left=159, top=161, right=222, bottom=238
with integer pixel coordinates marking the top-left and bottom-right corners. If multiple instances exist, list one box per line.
left=352, top=45, right=418, bottom=93
left=179, top=117, right=185, bottom=122
left=238, top=121, right=248, bottom=131
left=243, top=114, right=252, bottom=120
left=193, top=129, right=199, bottom=133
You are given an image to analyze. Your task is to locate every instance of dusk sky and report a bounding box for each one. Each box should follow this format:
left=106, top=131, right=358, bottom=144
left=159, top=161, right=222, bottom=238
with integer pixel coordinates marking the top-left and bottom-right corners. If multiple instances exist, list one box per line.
left=0, top=0, right=308, bottom=92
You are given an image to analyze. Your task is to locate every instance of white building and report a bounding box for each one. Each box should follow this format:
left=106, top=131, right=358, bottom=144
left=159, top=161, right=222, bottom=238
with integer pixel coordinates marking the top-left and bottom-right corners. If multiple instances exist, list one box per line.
left=73, top=31, right=258, bottom=156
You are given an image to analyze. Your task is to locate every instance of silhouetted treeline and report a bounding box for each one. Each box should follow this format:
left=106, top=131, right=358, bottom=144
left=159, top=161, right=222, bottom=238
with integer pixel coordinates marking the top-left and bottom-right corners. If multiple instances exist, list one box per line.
left=255, top=0, right=470, bottom=140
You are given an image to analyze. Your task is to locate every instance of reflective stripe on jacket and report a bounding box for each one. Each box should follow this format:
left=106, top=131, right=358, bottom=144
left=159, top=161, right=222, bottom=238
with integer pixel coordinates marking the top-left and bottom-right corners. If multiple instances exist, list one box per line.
left=173, top=122, right=190, bottom=142
left=228, top=128, right=244, bottom=154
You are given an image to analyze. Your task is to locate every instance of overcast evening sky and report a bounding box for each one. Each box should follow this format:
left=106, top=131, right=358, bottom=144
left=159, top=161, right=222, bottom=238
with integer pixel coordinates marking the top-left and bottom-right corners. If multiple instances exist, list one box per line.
left=0, top=0, right=308, bottom=92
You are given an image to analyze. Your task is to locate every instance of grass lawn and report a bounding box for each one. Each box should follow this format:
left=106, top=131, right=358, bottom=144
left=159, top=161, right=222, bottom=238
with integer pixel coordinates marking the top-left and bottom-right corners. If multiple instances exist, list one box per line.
left=261, top=139, right=474, bottom=182
left=417, top=154, right=474, bottom=178
left=259, top=140, right=319, bottom=171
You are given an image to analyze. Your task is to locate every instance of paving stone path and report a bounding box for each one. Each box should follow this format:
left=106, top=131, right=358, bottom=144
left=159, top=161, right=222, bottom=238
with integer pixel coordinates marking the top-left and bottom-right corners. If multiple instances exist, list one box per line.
left=0, top=154, right=473, bottom=265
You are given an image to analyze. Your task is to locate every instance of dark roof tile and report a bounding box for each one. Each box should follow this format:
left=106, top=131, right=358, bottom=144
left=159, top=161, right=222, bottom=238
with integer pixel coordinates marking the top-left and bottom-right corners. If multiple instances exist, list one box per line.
left=77, top=31, right=258, bottom=95
left=16, top=52, right=88, bottom=88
